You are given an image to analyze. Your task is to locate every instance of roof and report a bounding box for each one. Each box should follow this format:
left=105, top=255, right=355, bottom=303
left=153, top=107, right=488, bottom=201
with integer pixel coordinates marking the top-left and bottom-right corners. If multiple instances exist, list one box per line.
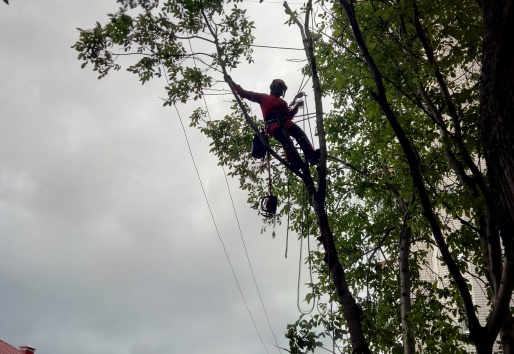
left=0, top=340, right=20, bottom=354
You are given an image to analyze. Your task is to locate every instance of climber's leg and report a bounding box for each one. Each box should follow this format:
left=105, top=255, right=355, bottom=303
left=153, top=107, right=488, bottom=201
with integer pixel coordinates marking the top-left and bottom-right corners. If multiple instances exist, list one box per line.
left=286, top=121, right=320, bottom=165
left=271, top=126, right=303, bottom=171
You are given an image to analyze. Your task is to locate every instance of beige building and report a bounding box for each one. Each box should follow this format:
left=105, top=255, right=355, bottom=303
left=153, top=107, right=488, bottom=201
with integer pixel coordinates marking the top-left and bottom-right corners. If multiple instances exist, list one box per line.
left=417, top=241, right=503, bottom=353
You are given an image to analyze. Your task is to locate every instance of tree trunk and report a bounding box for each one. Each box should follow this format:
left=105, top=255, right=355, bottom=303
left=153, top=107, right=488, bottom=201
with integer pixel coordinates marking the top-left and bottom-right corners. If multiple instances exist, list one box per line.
left=284, top=2, right=371, bottom=352
left=399, top=224, right=415, bottom=354
left=479, top=0, right=514, bottom=269
left=501, top=316, right=514, bottom=354
left=314, top=201, right=371, bottom=354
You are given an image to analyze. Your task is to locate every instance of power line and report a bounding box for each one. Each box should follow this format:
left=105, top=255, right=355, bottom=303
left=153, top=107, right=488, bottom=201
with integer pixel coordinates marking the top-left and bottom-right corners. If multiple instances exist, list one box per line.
left=173, top=104, right=270, bottom=354
left=244, top=0, right=305, bottom=4
left=153, top=21, right=271, bottom=350
left=186, top=36, right=283, bottom=354
left=252, top=44, right=303, bottom=51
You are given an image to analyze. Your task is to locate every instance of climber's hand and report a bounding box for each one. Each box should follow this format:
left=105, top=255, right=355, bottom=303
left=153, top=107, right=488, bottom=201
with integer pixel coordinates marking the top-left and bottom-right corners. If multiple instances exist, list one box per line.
left=295, top=92, right=305, bottom=99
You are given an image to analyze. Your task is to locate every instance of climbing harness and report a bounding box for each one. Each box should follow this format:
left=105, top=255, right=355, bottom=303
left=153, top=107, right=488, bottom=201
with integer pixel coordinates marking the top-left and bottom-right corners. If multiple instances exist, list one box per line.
left=258, top=77, right=316, bottom=216
left=263, top=114, right=281, bottom=132
left=260, top=151, right=278, bottom=218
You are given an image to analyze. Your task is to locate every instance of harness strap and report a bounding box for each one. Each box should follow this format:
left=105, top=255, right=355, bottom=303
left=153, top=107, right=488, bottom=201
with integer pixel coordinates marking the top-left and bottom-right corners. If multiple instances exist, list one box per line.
left=264, top=114, right=283, bottom=127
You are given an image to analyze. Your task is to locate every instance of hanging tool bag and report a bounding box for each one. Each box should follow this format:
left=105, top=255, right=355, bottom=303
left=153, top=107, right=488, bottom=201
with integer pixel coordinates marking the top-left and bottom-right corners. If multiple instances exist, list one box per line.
left=251, top=131, right=267, bottom=159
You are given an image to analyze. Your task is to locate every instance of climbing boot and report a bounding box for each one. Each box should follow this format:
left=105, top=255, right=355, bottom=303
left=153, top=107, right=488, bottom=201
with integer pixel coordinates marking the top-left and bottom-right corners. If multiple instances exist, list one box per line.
left=308, top=149, right=320, bottom=166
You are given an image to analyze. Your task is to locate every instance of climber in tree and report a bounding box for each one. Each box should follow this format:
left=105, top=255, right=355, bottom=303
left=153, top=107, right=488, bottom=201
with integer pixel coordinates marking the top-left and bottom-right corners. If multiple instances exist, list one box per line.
left=226, top=76, right=320, bottom=171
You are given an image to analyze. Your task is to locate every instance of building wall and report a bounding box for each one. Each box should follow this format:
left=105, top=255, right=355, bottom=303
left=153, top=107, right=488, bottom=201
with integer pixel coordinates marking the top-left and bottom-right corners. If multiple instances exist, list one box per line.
left=414, top=241, right=504, bottom=353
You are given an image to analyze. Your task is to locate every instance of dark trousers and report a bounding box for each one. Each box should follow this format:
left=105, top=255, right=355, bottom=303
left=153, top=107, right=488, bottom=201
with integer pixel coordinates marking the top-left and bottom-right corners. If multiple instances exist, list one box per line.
left=268, top=120, right=314, bottom=161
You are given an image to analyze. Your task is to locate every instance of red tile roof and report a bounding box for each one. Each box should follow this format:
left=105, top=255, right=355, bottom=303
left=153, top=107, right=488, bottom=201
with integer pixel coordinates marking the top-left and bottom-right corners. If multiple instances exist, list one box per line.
left=0, top=340, right=22, bottom=354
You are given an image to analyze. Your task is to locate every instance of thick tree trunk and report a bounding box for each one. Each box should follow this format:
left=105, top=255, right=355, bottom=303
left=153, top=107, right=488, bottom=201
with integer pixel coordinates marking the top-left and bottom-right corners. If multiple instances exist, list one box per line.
left=501, top=316, right=514, bottom=354
left=284, top=2, right=371, bottom=352
left=500, top=316, right=514, bottom=354
left=480, top=0, right=514, bottom=268
left=314, top=202, right=370, bottom=354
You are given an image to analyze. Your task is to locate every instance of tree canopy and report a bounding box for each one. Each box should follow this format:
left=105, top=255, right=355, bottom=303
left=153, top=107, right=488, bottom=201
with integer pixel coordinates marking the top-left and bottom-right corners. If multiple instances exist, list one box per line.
left=73, top=0, right=514, bottom=353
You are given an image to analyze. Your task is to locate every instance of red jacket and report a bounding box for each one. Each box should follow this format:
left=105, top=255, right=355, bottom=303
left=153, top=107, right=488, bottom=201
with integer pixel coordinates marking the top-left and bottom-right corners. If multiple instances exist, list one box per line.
left=234, top=85, right=299, bottom=121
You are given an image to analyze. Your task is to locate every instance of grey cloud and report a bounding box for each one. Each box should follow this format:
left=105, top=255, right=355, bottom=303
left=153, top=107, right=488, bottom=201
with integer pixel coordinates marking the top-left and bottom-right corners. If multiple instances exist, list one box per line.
left=1, top=1, right=312, bottom=353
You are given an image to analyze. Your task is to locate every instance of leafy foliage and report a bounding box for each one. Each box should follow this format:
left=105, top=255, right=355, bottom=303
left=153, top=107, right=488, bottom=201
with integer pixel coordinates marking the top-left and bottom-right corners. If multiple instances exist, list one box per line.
left=295, top=0, right=507, bottom=352
left=73, top=0, right=255, bottom=103
left=74, top=0, right=512, bottom=353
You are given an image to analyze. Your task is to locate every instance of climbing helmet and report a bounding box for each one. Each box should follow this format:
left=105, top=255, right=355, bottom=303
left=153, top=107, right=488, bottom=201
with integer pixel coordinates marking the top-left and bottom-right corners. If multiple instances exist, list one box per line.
left=270, top=79, right=288, bottom=97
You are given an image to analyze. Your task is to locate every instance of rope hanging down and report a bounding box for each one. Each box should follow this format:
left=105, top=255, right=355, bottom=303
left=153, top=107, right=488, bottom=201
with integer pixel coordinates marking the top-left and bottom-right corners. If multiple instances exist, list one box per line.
left=174, top=31, right=283, bottom=353
left=297, top=186, right=316, bottom=315
left=261, top=150, right=278, bottom=218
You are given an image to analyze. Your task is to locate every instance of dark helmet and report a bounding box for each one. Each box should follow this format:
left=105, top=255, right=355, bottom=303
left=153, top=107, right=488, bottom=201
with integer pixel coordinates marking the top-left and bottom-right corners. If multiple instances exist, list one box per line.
left=270, top=79, right=288, bottom=97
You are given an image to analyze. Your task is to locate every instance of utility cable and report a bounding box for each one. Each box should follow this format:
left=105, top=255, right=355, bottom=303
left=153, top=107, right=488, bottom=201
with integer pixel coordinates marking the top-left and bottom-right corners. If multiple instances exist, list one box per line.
left=155, top=25, right=269, bottom=350
left=244, top=0, right=305, bottom=4
left=186, top=35, right=282, bottom=353
left=252, top=44, right=303, bottom=51
left=174, top=104, right=270, bottom=354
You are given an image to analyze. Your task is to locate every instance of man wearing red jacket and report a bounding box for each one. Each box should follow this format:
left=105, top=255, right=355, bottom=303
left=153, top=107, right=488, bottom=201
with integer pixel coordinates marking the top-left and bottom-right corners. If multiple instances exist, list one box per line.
left=228, top=77, right=320, bottom=170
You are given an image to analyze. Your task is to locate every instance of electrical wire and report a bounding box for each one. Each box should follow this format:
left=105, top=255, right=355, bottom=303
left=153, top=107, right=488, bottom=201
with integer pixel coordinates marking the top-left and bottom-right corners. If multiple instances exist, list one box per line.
left=243, top=0, right=305, bottom=4
left=153, top=22, right=271, bottom=350
left=252, top=44, right=304, bottom=51
left=174, top=104, right=270, bottom=354
left=186, top=35, right=282, bottom=354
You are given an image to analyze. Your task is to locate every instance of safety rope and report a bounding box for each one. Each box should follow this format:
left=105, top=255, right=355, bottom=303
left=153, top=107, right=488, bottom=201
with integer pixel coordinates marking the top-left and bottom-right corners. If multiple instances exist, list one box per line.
left=297, top=186, right=316, bottom=315
left=300, top=78, right=334, bottom=351
left=267, top=150, right=273, bottom=195
left=296, top=76, right=337, bottom=351
left=267, top=150, right=278, bottom=235
left=303, top=94, right=315, bottom=144
left=177, top=30, right=280, bottom=353
left=297, top=75, right=315, bottom=156
left=296, top=75, right=311, bottom=97
left=285, top=174, right=290, bottom=258
left=292, top=79, right=316, bottom=314
left=297, top=75, right=306, bottom=98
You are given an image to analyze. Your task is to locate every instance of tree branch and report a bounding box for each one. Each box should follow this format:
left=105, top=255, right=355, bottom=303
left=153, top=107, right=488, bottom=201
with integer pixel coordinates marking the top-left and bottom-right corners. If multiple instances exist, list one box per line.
left=338, top=0, right=483, bottom=341
left=412, top=2, right=490, bottom=199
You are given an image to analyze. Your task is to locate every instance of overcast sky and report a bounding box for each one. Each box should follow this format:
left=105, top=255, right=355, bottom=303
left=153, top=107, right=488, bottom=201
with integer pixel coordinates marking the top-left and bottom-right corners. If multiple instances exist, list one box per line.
left=0, top=1, right=319, bottom=354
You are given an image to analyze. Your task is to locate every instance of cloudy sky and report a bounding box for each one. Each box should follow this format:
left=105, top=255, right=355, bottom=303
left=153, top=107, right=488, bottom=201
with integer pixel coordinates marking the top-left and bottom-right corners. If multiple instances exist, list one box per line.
left=0, top=1, right=319, bottom=353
